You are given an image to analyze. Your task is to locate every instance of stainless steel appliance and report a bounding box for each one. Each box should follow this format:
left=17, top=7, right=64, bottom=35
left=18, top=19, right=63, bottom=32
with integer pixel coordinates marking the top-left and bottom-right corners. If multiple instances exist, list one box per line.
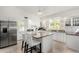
left=0, top=20, right=17, bottom=48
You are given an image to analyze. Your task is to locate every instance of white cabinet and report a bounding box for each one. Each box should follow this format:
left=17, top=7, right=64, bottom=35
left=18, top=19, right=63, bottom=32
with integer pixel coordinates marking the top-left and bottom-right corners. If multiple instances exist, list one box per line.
left=42, top=35, right=53, bottom=53
left=53, top=32, right=66, bottom=43
left=65, top=17, right=79, bottom=34
left=52, top=32, right=57, bottom=40
left=65, top=18, right=71, bottom=26
left=65, top=17, right=79, bottom=26
left=66, top=35, right=79, bottom=51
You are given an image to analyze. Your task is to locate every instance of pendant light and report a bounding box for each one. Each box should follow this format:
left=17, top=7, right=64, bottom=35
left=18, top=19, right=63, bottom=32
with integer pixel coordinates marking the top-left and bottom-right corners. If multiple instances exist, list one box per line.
left=37, top=7, right=43, bottom=15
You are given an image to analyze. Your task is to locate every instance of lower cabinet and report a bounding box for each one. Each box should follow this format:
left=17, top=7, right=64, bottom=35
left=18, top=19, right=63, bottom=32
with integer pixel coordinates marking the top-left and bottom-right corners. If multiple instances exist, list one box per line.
left=42, top=35, right=53, bottom=53
left=66, top=35, right=79, bottom=51
left=52, top=32, right=66, bottom=43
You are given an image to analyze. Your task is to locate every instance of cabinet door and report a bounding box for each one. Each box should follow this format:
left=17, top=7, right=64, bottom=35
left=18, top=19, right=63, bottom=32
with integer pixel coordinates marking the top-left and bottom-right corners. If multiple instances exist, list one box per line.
left=53, top=32, right=66, bottom=43
left=73, top=17, right=79, bottom=26
left=56, top=33, right=65, bottom=42
left=42, top=35, right=53, bottom=53
left=52, top=32, right=58, bottom=40
left=66, top=35, right=79, bottom=51
left=65, top=19, right=71, bottom=26
left=58, top=33, right=66, bottom=43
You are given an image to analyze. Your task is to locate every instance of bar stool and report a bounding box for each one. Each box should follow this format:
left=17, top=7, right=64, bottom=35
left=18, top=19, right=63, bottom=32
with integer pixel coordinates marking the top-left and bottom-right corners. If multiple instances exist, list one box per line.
left=21, top=34, right=25, bottom=49
left=24, top=33, right=41, bottom=53
left=21, top=33, right=29, bottom=53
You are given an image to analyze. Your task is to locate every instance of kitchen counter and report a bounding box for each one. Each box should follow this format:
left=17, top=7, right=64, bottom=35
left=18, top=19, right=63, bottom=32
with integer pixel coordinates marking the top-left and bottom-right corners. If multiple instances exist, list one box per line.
left=33, top=31, right=53, bottom=39
left=32, top=31, right=53, bottom=53
left=51, top=30, right=65, bottom=33
left=66, top=33, right=79, bottom=36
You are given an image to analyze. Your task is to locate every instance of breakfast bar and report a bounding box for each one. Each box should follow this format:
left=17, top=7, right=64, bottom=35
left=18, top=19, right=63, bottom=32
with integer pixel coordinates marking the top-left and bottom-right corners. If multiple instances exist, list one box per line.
left=33, top=31, right=53, bottom=53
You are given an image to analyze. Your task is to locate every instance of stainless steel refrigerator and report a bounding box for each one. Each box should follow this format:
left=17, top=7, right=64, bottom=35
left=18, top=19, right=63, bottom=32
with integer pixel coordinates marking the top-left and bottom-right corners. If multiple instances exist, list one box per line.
left=0, top=20, right=17, bottom=48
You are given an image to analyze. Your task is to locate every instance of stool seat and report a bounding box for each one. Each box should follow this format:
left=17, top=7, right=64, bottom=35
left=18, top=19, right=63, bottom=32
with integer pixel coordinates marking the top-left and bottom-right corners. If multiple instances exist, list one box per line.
left=29, top=40, right=40, bottom=47
left=23, top=32, right=41, bottom=53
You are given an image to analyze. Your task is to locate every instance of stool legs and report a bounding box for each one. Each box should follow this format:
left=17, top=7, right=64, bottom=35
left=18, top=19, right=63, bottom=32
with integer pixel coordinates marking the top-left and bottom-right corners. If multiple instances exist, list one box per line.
left=39, top=43, right=42, bottom=53
left=23, top=42, right=42, bottom=53
left=30, top=47, right=33, bottom=53
left=24, top=42, right=27, bottom=53
left=21, top=41, right=24, bottom=49
left=26, top=44, right=28, bottom=53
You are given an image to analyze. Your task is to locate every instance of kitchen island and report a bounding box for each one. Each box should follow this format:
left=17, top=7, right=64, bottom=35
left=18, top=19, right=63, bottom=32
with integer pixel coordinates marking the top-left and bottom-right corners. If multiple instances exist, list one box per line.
left=33, top=31, right=53, bottom=53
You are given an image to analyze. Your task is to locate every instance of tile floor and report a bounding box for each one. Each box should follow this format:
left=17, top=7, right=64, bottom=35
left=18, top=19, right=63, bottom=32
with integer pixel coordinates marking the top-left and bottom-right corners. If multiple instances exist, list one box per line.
left=0, top=40, right=78, bottom=53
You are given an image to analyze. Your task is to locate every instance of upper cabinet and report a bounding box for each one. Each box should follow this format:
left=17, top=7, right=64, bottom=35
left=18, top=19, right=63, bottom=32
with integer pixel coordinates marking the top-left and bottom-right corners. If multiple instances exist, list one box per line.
left=65, top=17, right=79, bottom=26
left=73, top=17, right=79, bottom=26
left=65, top=19, right=71, bottom=26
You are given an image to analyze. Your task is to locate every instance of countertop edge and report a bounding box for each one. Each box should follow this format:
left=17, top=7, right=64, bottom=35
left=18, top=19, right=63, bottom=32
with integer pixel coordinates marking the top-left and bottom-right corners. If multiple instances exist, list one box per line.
left=33, top=33, right=53, bottom=39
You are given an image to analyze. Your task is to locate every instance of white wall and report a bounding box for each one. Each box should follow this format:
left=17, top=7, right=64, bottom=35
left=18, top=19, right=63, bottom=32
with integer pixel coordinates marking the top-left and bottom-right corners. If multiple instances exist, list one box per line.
left=28, top=15, right=40, bottom=28
left=0, top=7, right=25, bottom=19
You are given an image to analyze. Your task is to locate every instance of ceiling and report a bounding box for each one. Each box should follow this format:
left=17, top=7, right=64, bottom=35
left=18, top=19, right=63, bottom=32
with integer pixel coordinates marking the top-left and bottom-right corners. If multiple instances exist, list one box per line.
left=16, top=6, right=77, bottom=17
left=0, top=6, right=78, bottom=21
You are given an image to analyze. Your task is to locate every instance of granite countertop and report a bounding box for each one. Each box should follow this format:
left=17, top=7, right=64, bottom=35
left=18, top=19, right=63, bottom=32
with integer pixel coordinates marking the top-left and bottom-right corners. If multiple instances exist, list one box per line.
left=51, top=30, right=65, bottom=33
left=66, top=33, right=79, bottom=36
left=33, top=31, right=53, bottom=39
left=51, top=30, right=79, bottom=36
